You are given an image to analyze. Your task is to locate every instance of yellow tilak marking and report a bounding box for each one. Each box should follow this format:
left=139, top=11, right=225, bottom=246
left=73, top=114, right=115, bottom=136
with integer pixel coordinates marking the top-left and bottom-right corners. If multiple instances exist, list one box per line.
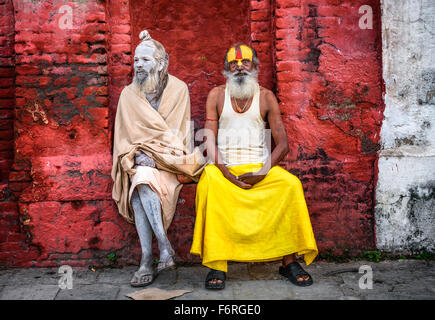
left=227, top=45, right=253, bottom=66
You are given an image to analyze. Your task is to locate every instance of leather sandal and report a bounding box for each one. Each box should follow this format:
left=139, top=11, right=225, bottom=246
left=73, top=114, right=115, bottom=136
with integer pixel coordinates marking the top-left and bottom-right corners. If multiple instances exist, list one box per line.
left=205, top=269, right=226, bottom=290
left=130, top=270, right=156, bottom=287
left=157, top=255, right=176, bottom=273
left=279, top=261, right=313, bottom=287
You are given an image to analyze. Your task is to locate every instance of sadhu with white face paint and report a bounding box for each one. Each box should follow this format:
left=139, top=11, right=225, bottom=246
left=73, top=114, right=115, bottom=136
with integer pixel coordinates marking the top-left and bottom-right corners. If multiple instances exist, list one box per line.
left=190, top=43, right=319, bottom=289
left=111, top=30, right=205, bottom=287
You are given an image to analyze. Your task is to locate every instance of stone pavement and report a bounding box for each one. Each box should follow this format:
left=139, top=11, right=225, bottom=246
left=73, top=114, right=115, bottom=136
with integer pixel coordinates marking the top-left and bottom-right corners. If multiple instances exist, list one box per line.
left=0, top=260, right=434, bottom=300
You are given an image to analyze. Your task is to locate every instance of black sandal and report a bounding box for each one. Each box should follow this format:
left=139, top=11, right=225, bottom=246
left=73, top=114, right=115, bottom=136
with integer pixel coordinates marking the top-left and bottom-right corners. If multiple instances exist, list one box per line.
left=205, top=269, right=226, bottom=290
left=279, top=261, right=313, bottom=287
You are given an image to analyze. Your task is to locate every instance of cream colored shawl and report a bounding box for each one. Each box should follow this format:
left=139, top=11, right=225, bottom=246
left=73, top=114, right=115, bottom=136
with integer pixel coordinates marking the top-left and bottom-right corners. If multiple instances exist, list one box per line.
left=111, top=74, right=205, bottom=228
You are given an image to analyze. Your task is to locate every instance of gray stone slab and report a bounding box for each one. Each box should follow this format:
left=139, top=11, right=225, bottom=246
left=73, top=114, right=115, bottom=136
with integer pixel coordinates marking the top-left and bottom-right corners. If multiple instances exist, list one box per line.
left=55, top=283, right=119, bottom=300
left=96, top=266, right=137, bottom=285
left=339, top=295, right=362, bottom=300
left=387, top=281, right=435, bottom=299
left=227, top=263, right=250, bottom=281
left=387, top=293, right=435, bottom=300
left=232, top=280, right=295, bottom=300
left=154, top=268, right=178, bottom=286
left=176, top=265, right=210, bottom=284
left=319, top=262, right=366, bottom=277
left=174, top=281, right=234, bottom=300
left=0, top=269, right=20, bottom=286
left=3, top=267, right=99, bottom=287
left=0, top=260, right=433, bottom=300
left=70, top=268, right=99, bottom=285
left=425, top=279, right=435, bottom=294
left=378, top=260, right=434, bottom=274
left=176, top=262, right=280, bottom=283
left=336, top=264, right=435, bottom=300
left=246, top=262, right=281, bottom=280
left=3, top=268, right=58, bottom=286
left=0, top=284, right=59, bottom=300
left=290, top=278, right=345, bottom=300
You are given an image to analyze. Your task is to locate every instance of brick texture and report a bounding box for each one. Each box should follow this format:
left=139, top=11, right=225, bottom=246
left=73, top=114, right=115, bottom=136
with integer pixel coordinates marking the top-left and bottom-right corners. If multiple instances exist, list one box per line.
left=250, top=0, right=276, bottom=90
left=0, top=0, right=384, bottom=267
left=275, top=0, right=383, bottom=254
left=0, top=0, right=14, bottom=182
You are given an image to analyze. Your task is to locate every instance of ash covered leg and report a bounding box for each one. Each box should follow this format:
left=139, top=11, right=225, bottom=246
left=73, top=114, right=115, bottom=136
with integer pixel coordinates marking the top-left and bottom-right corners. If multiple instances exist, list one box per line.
left=136, top=183, right=175, bottom=273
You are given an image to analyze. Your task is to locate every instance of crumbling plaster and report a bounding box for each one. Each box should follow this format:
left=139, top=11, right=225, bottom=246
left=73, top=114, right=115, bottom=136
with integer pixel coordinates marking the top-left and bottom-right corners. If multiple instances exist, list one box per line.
left=376, top=0, right=435, bottom=253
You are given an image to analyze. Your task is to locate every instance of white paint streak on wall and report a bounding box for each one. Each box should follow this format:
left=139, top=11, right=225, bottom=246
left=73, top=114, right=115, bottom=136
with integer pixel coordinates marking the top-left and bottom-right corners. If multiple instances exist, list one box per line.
left=377, top=0, right=435, bottom=253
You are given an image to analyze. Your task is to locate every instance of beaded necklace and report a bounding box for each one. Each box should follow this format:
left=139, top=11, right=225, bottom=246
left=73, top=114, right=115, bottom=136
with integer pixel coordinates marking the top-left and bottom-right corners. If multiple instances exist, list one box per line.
left=232, top=97, right=252, bottom=113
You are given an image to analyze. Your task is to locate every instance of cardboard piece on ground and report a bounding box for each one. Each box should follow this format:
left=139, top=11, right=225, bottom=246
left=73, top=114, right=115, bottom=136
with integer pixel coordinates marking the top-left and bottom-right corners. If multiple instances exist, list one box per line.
left=126, top=287, right=193, bottom=300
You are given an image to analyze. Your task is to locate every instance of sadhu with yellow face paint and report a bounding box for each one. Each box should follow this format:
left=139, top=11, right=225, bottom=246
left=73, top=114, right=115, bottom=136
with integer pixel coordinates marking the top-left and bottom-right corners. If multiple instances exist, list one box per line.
left=190, top=43, right=319, bottom=290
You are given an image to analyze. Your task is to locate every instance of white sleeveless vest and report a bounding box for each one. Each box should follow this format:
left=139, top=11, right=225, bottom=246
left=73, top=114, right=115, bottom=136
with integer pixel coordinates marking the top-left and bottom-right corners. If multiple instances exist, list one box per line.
left=217, top=84, right=270, bottom=166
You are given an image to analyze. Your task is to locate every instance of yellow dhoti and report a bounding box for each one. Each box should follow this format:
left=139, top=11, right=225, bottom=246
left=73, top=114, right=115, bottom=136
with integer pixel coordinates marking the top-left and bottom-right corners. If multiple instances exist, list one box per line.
left=190, top=163, right=318, bottom=272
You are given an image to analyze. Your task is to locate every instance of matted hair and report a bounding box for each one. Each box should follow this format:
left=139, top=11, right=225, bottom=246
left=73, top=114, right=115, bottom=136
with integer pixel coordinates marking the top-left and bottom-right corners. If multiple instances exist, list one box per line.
left=136, top=30, right=169, bottom=89
left=223, top=43, right=260, bottom=71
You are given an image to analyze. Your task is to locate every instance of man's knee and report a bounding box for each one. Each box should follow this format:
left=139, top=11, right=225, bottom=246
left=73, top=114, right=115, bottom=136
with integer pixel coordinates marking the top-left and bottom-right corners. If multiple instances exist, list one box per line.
left=137, top=183, right=154, bottom=195
left=136, top=184, right=159, bottom=203
left=197, top=165, right=219, bottom=186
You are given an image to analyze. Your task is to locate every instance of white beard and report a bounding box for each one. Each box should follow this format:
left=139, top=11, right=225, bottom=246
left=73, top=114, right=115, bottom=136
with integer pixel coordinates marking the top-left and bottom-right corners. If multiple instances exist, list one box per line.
left=224, top=69, right=259, bottom=99
left=134, top=67, right=159, bottom=95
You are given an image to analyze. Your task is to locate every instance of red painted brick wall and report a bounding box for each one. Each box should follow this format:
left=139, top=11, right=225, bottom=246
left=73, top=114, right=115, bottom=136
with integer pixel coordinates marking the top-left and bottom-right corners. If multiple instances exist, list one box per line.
left=0, top=0, right=383, bottom=267
left=251, top=0, right=276, bottom=91
left=107, top=0, right=132, bottom=135
left=275, top=0, right=383, bottom=254
left=2, top=0, right=139, bottom=267
left=0, top=0, right=24, bottom=266
left=0, top=0, right=14, bottom=182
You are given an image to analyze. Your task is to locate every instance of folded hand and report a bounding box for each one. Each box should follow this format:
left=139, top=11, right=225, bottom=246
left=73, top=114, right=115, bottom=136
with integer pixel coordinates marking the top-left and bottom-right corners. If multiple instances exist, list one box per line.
left=236, top=172, right=266, bottom=186
left=227, top=174, right=252, bottom=189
